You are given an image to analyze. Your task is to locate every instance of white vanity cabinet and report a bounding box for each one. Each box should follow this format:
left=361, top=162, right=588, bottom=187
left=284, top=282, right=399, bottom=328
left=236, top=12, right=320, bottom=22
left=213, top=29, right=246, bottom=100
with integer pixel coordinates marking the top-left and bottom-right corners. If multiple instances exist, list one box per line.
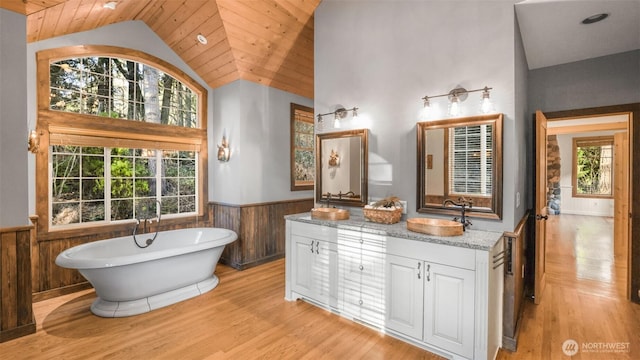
left=287, top=221, right=338, bottom=308
left=337, top=229, right=385, bottom=327
left=423, top=261, right=475, bottom=358
left=385, top=254, right=424, bottom=340
left=285, top=218, right=503, bottom=360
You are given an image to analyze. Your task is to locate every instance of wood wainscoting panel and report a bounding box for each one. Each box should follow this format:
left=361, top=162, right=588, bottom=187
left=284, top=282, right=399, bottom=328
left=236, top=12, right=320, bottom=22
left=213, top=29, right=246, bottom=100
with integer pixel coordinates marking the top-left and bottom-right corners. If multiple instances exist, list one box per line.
left=213, top=199, right=314, bottom=270
left=0, top=225, right=35, bottom=342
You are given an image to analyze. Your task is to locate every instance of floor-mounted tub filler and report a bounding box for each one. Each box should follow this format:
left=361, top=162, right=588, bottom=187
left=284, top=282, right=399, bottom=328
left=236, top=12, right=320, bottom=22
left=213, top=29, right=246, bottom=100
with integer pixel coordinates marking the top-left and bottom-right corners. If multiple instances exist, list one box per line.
left=56, top=227, right=237, bottom=317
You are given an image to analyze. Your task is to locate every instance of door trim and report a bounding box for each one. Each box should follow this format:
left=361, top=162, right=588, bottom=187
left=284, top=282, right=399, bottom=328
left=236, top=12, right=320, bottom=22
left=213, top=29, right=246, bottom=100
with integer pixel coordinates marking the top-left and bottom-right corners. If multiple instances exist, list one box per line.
left=537, top=103, right=638, bottom=302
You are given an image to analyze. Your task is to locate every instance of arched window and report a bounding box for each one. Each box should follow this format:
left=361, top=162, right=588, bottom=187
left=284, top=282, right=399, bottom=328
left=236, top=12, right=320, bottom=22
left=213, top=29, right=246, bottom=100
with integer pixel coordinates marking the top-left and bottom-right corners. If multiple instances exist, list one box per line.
left=36, top=46, right=208, bottom=234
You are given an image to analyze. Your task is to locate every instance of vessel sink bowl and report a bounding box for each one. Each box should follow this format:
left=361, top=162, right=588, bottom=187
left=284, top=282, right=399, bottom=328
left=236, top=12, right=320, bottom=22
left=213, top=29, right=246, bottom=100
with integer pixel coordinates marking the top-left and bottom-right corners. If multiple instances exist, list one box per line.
left=406, top=218, right=463, bottom=236
left=311, top=208, right=350, bottom=221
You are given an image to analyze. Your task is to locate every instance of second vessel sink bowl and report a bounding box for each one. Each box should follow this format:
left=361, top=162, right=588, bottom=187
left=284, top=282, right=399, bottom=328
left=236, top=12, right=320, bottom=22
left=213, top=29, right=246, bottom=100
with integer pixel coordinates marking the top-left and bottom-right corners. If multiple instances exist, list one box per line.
left=311, top=207, right=350, bottom=221
left=406, top=218, right=463, bottom=236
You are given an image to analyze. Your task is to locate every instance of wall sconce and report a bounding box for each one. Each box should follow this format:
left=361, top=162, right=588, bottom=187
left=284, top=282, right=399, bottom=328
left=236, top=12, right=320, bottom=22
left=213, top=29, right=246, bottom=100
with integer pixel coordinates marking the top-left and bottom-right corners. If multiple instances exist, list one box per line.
left=422, top=86, right=493, bottom=117
left=217, top=135, right=230, bottom=162
left=316, top=106, right=358, bottom=129
left=28, top=129, right=41, bottom=153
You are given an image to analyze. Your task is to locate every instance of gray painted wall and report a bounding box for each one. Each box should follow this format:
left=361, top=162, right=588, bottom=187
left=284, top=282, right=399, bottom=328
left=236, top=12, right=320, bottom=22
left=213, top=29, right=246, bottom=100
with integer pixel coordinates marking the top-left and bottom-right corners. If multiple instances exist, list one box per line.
left=528, top=50, right=640, bottom=113
left=0, top=9, right=29, bottom=226
left=315, top=0, right=522, bottom=231
left=210, top=80, right=313, bottom=204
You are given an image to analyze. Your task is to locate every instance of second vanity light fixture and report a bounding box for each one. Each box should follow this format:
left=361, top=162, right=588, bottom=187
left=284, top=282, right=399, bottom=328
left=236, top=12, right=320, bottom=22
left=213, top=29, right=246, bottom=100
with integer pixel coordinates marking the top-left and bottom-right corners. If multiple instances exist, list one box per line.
left=316, top=106, right=358, bottom=129
left=422, top=86, right=493, bottom=117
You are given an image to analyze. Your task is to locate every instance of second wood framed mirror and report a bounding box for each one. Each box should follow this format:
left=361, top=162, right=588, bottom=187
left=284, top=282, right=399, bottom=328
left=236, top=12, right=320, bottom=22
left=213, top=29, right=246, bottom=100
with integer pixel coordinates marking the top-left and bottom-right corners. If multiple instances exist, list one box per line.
left=417, top=114, right=503, bottom=219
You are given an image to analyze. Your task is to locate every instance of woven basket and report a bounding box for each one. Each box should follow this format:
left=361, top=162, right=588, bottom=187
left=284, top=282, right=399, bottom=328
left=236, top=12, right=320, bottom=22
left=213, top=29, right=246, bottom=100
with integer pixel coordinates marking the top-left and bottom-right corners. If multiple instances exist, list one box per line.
left=363, top=206, right=402, bottom=224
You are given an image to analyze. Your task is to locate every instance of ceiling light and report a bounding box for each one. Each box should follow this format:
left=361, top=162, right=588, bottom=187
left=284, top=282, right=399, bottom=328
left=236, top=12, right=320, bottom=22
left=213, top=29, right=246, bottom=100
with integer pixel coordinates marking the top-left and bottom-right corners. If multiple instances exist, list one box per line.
left=103, top=2, right=117, bottom=10
left=581, top=13, right=609, bottom=25
left=197, top=34, right=208, bottom=45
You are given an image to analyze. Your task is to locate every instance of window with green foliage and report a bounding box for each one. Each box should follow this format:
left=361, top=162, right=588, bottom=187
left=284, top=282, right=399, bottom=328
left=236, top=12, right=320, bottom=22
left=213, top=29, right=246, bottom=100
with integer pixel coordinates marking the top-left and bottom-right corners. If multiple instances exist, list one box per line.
left=37, top=46, right=207, bottom=233
left=50, top=56, right=198, bottom=127
left=51, top=146, right=197, bottom=227
left=572, top=136, right=613, bottom=198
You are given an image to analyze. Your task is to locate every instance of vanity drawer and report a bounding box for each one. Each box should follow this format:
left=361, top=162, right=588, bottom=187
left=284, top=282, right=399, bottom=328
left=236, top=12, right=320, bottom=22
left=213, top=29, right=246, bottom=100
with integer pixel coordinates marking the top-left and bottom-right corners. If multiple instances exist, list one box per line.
left=291, top=221, right=337, bottom=243
left=338, top=229, right=386, bottom=252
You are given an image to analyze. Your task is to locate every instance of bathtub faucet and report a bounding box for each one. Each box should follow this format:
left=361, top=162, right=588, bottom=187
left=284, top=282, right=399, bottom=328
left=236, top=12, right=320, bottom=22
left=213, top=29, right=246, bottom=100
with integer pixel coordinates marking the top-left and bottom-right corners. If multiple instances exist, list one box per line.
left=132, top=200, right=162, bottom=248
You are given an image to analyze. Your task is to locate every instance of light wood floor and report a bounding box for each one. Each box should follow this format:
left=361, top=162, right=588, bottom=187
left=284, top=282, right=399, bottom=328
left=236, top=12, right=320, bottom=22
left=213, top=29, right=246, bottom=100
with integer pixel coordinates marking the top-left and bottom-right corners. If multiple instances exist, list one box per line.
left=496, top=214, right=640, bottom=359
left=3, top=214, right=638, bottom=359
left=0, top=258, right=443, bottom=360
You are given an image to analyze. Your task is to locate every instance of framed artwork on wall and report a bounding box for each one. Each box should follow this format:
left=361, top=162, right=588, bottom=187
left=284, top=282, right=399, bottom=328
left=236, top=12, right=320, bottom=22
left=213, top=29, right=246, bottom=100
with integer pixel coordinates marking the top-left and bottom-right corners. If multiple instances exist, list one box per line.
left=290, top=103, right=315, bottom=191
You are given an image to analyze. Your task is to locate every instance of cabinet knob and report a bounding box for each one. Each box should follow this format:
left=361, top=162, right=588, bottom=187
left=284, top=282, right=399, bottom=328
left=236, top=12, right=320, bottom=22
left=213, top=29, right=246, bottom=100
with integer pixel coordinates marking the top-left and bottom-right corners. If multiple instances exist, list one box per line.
left=426, top=264, right=431, bottom=282
left=359, top=264, right=364, bottom=271
left=310, top=240, right=314, bottom=253
left=359, top=299, right=363, bottom=306
left=417, top=262, right=421, bottom=279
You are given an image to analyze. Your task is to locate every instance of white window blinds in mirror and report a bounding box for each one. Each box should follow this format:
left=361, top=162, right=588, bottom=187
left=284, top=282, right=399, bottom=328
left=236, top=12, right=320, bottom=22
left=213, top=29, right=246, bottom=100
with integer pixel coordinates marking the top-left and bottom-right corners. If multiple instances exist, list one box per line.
left=448, top=124, right=493, bottom=196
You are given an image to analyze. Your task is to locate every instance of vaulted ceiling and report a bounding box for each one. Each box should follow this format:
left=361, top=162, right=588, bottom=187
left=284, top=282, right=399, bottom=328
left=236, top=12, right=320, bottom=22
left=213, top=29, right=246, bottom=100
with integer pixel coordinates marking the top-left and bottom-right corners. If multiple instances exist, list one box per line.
left=1, top=0, right=319, bottom=99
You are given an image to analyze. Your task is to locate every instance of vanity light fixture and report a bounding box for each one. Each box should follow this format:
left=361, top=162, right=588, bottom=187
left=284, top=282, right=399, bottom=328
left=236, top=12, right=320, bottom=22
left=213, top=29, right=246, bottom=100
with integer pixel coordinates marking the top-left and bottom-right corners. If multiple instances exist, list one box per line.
left=422, top=86, right=493, bottom=117
left=316, top=106, right=359, bottom=129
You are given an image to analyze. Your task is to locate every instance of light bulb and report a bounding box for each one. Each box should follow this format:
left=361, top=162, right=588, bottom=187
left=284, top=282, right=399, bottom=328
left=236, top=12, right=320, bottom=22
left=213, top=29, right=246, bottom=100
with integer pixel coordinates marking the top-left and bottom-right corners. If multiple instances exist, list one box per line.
left=421, top=97, right=432, bottom=120
left=480, top=87, right=493, bottom=113
left=448, top=96, right=461, bottom=117
left=333, top=115, right=341, bottom=128
left=316, top=114, right=324, bottom=131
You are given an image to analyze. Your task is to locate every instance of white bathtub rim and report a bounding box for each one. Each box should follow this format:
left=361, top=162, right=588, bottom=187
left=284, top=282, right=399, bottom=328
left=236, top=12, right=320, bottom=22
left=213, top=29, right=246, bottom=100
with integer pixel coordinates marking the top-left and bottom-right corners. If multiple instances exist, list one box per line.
left=90, top=274, right=220, bottom=317
left=55, top=227, right=237, bottom=270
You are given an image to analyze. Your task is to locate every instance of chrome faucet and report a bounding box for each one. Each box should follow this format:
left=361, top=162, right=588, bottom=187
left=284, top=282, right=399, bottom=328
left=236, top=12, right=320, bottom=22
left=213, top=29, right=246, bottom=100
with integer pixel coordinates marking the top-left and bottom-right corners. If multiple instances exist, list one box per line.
left=443, top=197, right=473, bottom=231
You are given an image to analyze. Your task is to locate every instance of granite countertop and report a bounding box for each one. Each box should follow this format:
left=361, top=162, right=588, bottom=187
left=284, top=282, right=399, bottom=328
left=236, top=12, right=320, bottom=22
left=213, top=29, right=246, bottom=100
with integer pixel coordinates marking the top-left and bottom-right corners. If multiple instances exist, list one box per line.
left=285, top=212, right=503, bottom=251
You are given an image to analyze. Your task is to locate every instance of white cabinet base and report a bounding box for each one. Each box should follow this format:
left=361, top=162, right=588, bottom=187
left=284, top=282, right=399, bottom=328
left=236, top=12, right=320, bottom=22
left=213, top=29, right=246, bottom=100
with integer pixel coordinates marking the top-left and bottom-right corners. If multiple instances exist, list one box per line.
left=285, top=219, right=503, bottom=360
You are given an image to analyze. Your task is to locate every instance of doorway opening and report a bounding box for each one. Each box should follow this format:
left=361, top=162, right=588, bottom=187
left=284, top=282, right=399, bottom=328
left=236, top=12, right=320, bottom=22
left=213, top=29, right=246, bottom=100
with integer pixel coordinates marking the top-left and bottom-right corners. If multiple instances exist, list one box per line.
left=544, top=115, right=629, bottom=299
left=532, top=107, right=633, bottom=303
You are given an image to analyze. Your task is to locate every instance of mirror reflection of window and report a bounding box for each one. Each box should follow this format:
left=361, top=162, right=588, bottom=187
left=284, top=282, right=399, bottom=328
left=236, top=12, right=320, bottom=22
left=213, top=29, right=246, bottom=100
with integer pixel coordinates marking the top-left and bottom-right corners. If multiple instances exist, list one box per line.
left=449, top=124, right=493, bottom=196
left=417, top=114, right=502, bottom=219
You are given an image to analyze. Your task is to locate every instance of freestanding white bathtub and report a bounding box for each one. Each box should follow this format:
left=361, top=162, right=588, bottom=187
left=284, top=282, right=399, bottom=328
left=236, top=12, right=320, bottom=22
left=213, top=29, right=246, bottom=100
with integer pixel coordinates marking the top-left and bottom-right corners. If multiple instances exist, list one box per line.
left=55, top=227, right=237, bottom=317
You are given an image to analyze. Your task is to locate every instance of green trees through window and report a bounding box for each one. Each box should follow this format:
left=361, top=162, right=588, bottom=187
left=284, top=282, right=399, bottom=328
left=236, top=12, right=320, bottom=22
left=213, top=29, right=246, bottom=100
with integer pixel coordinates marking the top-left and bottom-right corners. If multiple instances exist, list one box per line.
left=51, top=146, right=197, bottom=226
left=50, top=56, right=198, bottom=127
left=573, top=137, right=613, bottom=197
left=39, top=47, right=205, bottom=232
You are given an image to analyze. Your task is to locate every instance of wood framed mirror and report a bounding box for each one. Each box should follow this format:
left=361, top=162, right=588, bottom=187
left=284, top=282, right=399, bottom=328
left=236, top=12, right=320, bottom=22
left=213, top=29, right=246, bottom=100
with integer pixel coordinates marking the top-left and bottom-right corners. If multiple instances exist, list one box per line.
left=316, top=129, right=368, bottom=207
left=417, top=114, right=503, bottom=219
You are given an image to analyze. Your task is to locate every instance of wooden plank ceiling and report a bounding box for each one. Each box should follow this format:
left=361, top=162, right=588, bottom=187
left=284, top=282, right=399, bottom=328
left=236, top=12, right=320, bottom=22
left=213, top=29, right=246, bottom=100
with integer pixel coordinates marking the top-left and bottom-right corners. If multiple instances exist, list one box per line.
left=1, top=0, right=318, bottom=99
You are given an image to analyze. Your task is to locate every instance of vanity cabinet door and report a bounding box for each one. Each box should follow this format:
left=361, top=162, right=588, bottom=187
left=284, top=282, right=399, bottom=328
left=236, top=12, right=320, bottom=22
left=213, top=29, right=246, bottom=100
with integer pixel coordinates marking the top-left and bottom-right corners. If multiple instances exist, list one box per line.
left=292, top=235, right=334, bottom=306
left=424, top=262, right=475, bottom=359
left=384, top=254, right=424, bottom=340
